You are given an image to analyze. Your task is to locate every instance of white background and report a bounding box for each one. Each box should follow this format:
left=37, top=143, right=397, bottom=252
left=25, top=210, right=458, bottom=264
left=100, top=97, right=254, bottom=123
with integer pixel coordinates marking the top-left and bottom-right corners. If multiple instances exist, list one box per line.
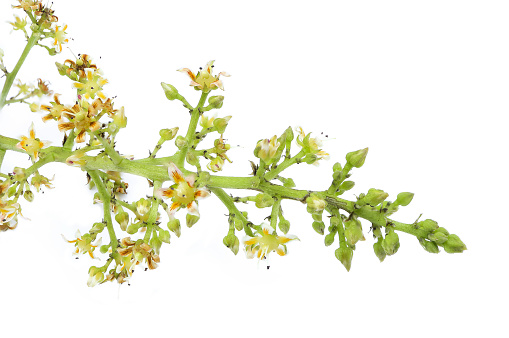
left=0, top=0, right=508, bottom=337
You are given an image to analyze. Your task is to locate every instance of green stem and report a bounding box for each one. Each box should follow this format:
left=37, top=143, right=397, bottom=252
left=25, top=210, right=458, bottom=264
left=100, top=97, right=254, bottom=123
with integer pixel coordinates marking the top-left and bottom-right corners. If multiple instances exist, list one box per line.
left=0, top=148, right=5, bottom=171
left=92, top=132, right=124, bottom=165
left=209, top=187, right=254, bottom=237
left=270, top=196, right=281, bottom=230
left=88, top=170, right=117, bottom=249
left=144, top=181, right=162, bottom=242
left=0, top=31, right=41, bottom=110
left=176, top=91, right=209, bottom=167
left=265, top=149, right=305, bottom=181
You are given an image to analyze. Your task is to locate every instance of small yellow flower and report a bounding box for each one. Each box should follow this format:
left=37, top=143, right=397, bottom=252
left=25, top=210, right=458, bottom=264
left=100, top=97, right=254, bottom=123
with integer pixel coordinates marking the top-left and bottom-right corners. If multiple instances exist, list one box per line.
left=0, top=195, right=20, bottom=225
left=58, top=98, right=103, bottom=143
left=15, top=122, right=50, bottom=159
left=155, top=163, right=210, bottom=217
left=65, top=152, right=87, bottom=167
left=53, top=24, right=68, bottom=53
left=295, top=126, right=330, bottom=165
left=9, top=15, right=27, bottom=31
left=72, top=68, right=107, bottom=100
left=62, top=229, right=102, bottom=259
left=256, top=135, right=280, bottom=162
left=242, top=223, right=299, bottom=260
left=178, top=60, right=230, bottom=92
left=41, top=94, right=64, bottom=121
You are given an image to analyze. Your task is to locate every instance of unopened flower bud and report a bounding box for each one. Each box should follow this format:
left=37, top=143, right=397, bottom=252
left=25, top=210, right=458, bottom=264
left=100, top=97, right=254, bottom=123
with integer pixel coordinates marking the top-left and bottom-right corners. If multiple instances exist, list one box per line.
left=335, top=246, right=353, bottom=272
left=382, top=230, right=400, bottom=255
left=136, top=198, right=151, bottom=216
left=55, top=62, right=68, bottom=76
left=159, top=229, right=171, bottom=244
left=115, top=209, right=129, bottom=231
left=254, top=193, right=274, bottom=208
left=126, top=222, right=141, bottom=235
left=23, top=190, right=34, bottom=202
left=364, top=188, right=389, bottom=206
left=312, top=221, right=325, bottom=235
left=278, top=219, right=290, bottom=234
left=344, top=219, right=364, bottom=246
left=159, top=127, right=179, bottom=141
left=346, top=147, right=369, bottom=168
left=100, top=244, right=109, bottom=254
left=312, top=213, right=322, bottom=222
left=186, top=152, right=199, bottom=166
left=339, top=181, right=355, bottom=191
left=175, top=136, right=187, bottom=149
left=161, top=82, right=179, bottom=100
left=333, top=162, right=343, bottom=172
left=324, top=232, right=336, bottom=246
left=443, top=234, right=467, bottom=253
left=29, top=103, right=39, bottom=112
left=395, top=192, right=414, bottom=207
left=213, top=117, right=230, bottom=134
left=186, top=214, right=200, bottom=228
left=428, top=228, right=449, bottom=244
left=167, top=218, right=181, bottom=237
left=223, top=233, right=239, bottom=255
left=306, top=194, right=326, bottom=214
left=234, top=217, right=244, bottom=231
left=150, top=236, right=163, bottom=255
left=418, top=237, right=439, bottom=254
left=417, top=219, right=439, bottom=233
left=373, top=238, right=386, bottom=262
left=283, top=178, right=295, bottom=188
left=208, top=95, right=224, bottom=109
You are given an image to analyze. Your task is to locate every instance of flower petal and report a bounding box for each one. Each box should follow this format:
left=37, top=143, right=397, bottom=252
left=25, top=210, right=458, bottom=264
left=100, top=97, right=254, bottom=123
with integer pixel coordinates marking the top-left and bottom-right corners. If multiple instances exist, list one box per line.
left=186, top=201, right=200, bottom=217
left=168, top=163, right=184, bottom=183
left=194, top=188, right=210, bottom=200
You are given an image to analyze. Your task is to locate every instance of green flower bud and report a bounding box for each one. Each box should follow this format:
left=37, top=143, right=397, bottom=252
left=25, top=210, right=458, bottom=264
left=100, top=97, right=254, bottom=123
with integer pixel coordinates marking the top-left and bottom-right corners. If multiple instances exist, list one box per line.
left=207, top=156, right=224, bottom=172
left=428, top=229, right=449, bottom=244
left=55, top=62, right=68, bottom=76
left=100, top=245, right=109, bottom=254
left=339, top=181, right=355, bottom=191
left=285, top=126, right=294, bottom=143
left=443, top=234, right=467, bottom=253
left=159, top=127, right=179, bottom=141
left=333, top=162, right=343, bottom=172
left=175, top=135, right=187, bottom=149
left=159, top=229, right=171, bottom=244
left=335, top=246, right=354, bottom=272
left=344, top=219, right=364, bottom=246
left=283, top=178, right=295, bottom=188
left=303, top=154, right=318, bottom=164
left=278, top=219, right=290, bottom=234
left=373, top=238, right=386, bottom=262
left=127, top=222, right=141, bottom=235
left=330, top=216, right=341, bottom=228
left=364, top=188, right=389, bottom=206
left=167, top=218, right=181, bottom=237
left=150, top=236, right=163, bottom=255
left=161, top=82, right=179, bottom=100
left=345, top=147, right=369, bottom=168
left=186, top=151, right=199, bottom=166
left=213, top=117, right=230, bottom=134
left=417, top=219, right=439, bottom=233
left=382, top=230, right=400, bottom=255
left=324, top=232, right=336, bottom=246
left=306, top=194, right=326, bottom=214
left=312, top=213, right=322, bottom=222
left=115, top=210, right=129, bottom=231
left=418, top=237, right=439, bottom=254
left=372, top=225, right=383, bottom=238
left=208, top=95, right=224, bottom=109
left=234, top=218, right=244, bottom=231
left=254, top=193, right=274, bottom=208
left=91, top=222, right=105, bottom=233
left=186, top=214, right=200, bottom=228
left=312, top=221, right=325, bottom=235
left=23, top=190, right=34, bottom=202
left=395, top=192, right=414, bottom=207
left=223, top=233, right=239, bottom=255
